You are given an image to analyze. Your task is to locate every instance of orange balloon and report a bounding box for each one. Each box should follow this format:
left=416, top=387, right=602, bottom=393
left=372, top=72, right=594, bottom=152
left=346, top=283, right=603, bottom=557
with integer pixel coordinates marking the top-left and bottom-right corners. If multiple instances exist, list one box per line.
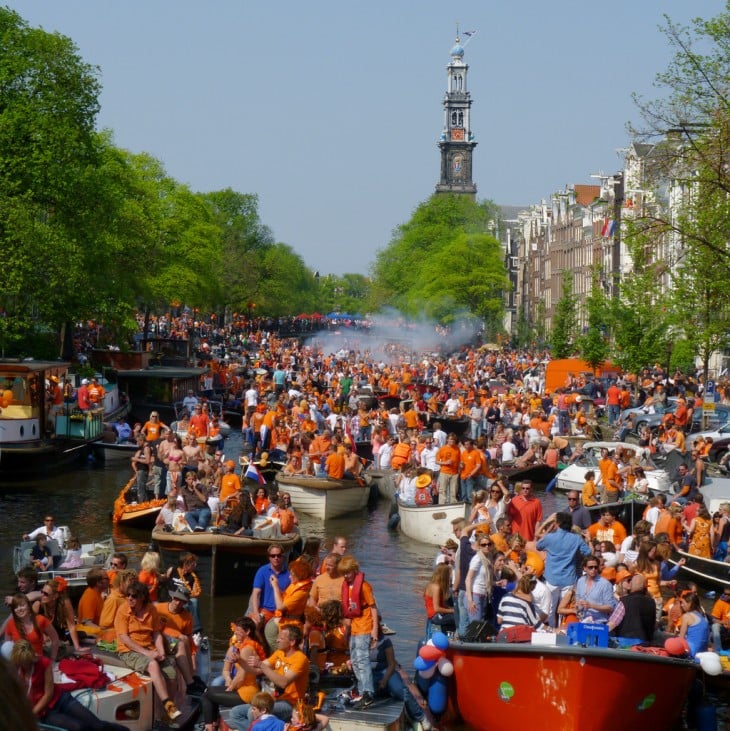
left=3, top=390, right=12, bottom=403
left=0, top=398, right=8, bottom=409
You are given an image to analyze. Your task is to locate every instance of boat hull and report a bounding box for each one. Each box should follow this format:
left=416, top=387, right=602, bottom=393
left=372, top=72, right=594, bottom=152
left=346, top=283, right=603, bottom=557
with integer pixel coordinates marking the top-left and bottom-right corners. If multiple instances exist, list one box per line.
left=672, top=547, right=730, bottom=590
left=448, top=641, right=697, bottom=731
left=397, top=500, right=469, bottom=546
left=151, top=527, right=300, bottom=595
left=500, top=463, right=558, bottom=485
left=276, top=474, right=370, bottom=520
left=368, top=469, right=398, bottom=501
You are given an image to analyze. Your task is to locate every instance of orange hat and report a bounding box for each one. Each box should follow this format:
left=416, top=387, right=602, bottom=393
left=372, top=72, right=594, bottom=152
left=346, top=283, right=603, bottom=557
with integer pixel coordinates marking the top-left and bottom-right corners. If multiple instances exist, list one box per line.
left=225, top=460, right=235, bottom=469
left=615, top=569, right=633, bottom=584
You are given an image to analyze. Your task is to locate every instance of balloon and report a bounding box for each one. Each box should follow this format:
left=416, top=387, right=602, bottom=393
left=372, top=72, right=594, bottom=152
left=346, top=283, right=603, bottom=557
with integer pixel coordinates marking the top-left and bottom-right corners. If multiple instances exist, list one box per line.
left=413, top=656, right=433, bottom=672
left=431, top=631, right=449, bottom=651
left=419, top=644, right=444, bottom=662
left=437, top=657, right=454, bottom=677
left=428, top=673, right=449, bottom=714
left=664, top=637, right=690, bottom=656
left=0, top=398, right=7, bottom=409
left=420, top=663, right=437, bottom=680
left=524, top=550, right=545, bottom=578
left=3, top=390, right=12, bottom=403
left=697, top=652, right=723, bottom=676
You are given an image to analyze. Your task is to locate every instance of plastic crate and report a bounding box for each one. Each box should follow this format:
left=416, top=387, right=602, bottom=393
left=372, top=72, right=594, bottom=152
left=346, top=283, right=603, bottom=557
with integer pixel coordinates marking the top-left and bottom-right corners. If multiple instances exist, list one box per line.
left=567, top=622, right=609, bottom=648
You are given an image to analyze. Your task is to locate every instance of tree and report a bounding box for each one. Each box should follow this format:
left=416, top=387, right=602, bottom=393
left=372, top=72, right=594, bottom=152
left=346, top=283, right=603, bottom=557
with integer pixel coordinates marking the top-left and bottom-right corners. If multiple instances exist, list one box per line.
left=577, top=274, right=611, bottom=370
left=0, top=7, right=102, bottom=351
left=550, top=272, right=578, bottom=358
left=371, top=194, right=506, bottom=323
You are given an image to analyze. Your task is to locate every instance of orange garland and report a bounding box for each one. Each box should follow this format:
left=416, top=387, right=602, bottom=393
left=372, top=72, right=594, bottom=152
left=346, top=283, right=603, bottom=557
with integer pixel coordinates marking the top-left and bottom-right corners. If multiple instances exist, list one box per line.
left=112, top=477, right=166, bottom=524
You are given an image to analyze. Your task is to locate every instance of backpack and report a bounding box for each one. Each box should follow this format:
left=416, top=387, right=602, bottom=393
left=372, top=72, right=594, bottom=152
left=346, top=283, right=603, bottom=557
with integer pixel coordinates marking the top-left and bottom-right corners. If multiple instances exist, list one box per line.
left=57, top=656, right=110, bottom=690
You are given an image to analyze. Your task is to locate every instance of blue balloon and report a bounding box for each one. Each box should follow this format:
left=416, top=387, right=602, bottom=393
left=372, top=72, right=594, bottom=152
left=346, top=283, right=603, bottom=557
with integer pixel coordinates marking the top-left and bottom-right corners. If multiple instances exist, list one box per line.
left=428, top=673, right=449, bottom=715
left=431, top=631, right=449, bottom=651
left=413, top=656, right=435, bottom=672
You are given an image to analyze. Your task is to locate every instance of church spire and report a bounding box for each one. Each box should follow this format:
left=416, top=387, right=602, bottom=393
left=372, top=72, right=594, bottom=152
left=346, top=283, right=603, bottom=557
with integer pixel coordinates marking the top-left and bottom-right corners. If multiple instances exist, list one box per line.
left=435, top=30, right=477, bottom=197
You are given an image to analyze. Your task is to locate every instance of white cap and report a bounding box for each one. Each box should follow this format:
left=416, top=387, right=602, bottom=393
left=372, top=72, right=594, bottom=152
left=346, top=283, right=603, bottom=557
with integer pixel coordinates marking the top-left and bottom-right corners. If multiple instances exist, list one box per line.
left=81, top=378, right=89, bottom=385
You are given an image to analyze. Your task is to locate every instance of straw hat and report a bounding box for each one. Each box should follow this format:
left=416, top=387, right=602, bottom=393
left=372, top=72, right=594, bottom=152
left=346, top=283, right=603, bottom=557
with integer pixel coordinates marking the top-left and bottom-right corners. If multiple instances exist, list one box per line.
left=415, top=474, right=432, bottom=489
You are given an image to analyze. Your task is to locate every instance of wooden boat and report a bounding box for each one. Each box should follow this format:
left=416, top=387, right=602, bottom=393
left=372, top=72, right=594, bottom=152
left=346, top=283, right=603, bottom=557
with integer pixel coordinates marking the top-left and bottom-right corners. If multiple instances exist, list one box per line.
left=0, top=361, right=130, bottom=476
left=151, top=525, right=300, bottom=595
left=13, top=531, right=115, bottom=590
left=396, top=499, right=469, bottom=546
left=112, top=477, right=166, bottom=529
left=500, top=462, right=558, bottom=485
left=275, top=473, right=371, bottom=521
left=671, top=548, right=730, bottom=591
left=92, top=438, right=138, bottom=461
left=447, top=639, right=697, bottom=731
left=368, top=469, right=398, bottom=501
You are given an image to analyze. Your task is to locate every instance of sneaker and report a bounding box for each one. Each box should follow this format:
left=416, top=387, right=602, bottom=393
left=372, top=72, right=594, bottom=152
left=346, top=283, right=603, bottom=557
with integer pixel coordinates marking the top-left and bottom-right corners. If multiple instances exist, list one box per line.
left=164, top=700, right=182, bottom=721
left=353, top=692, right=374, bottom=709
left=420, top=717, right=433, bottom=731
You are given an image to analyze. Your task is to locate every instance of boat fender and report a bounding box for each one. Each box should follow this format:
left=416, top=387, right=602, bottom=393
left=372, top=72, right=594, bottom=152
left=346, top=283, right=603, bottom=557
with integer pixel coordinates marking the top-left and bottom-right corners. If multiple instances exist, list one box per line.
left=427, top=673, right=449, bottom=715
left=387, top=513, right=400, bottom=531
left=696, top=651, right=723, bottom=676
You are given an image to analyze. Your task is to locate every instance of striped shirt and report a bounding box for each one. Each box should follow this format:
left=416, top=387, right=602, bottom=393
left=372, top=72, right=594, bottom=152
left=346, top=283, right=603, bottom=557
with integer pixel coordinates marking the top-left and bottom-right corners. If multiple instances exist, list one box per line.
left=497, top=594, right=542, bottom=629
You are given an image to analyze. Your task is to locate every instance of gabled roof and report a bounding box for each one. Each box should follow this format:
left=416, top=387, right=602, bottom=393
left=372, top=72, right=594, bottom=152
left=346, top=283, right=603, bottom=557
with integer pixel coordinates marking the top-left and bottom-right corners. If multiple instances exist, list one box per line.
left=574, top=185, right=600, bottom=207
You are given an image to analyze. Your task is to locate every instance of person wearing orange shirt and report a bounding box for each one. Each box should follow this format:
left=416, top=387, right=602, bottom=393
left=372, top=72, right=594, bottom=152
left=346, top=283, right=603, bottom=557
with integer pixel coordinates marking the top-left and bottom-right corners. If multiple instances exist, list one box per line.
left=460, top=438, right=482, bottom=502
left=436, top=434, right=461, bottom=504
left=142, top=411, right=167, bottom=442
left=77, top=567, right=109, bottom=629
left=587, top=510, right=627, bottom=546
left=710, top=586, right=730, bottom=650
left=219, top=461, right=242, bottom=504
left=325, top=450, right=345, bottom=480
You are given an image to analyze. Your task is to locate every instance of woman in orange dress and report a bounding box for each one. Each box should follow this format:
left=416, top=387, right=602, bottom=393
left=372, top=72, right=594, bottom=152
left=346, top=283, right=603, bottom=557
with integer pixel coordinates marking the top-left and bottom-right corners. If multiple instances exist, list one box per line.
left=686, top=504, right=712, bottom=558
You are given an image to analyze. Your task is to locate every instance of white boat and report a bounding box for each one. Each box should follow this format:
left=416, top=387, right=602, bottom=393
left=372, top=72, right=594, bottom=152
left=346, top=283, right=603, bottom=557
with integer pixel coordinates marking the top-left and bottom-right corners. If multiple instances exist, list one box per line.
left=396, top=499, right=469, bottom=546
left=275, top=473, right=371, bottom=521
left=13, top=530, right=114, bottom=590
left=556, top=441, right=673, bottom=494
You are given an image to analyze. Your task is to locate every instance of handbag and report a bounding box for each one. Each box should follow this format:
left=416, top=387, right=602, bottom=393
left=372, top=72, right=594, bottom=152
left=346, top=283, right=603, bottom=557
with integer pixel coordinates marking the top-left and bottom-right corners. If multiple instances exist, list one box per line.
left=496, top=624, right=533, bottom=643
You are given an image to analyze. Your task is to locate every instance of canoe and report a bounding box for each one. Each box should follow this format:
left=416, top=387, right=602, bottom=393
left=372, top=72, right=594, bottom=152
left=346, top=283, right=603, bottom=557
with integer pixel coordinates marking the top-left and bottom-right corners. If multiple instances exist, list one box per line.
left=112, top=477, right=166, bottom=529
left=151, top=526, right=300, bottom=596
left=275, top=473, right=371, bottom=521
left=447, top=638, right=697, bottom=731
left=396, top=499, right=469, bottom=546
left=671, top=547, right=730, bottom=591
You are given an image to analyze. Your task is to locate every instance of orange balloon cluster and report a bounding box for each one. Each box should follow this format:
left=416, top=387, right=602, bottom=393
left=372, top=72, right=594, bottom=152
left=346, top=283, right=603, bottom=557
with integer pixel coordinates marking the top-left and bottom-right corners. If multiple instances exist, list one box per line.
left=0, top=389, right=12, bottom=408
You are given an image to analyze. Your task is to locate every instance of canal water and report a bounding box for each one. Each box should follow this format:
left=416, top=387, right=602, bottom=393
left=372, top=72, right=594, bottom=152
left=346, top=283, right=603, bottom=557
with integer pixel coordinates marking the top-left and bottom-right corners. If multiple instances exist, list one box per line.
left=1, top=434, right=727, bottom=728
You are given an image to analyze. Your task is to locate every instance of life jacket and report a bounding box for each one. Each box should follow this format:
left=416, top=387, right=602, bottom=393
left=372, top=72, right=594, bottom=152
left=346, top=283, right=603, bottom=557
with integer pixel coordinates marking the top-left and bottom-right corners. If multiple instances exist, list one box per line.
left=391, top=443, right=411, bottom=469
left=342, top=571, right=366, bottom=618
left=415, top=488, right=432, bottom=505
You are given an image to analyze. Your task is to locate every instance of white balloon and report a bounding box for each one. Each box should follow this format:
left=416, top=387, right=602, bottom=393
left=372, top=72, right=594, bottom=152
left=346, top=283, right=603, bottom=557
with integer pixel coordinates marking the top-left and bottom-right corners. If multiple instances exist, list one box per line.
left=696, top=652, right=723, bottom=676
left=437, top=657, right=454, bottom=677
left=420, top=664, right=437, bottom=680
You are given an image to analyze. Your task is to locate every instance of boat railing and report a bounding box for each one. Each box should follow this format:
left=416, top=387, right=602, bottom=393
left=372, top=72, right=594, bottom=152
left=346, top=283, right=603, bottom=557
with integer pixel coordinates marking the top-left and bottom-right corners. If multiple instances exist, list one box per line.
left=55, top=408, right=104, bottom=441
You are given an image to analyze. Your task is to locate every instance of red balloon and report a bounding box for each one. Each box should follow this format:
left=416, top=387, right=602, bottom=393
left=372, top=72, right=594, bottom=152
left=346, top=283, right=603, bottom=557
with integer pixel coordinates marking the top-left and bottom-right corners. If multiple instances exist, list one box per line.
left=419, top=644, right=444, bottom=662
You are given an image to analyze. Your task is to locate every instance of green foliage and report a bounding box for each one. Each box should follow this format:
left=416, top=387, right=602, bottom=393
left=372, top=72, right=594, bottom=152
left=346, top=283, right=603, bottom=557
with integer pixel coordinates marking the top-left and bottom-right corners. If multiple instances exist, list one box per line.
left=371, top=194, right=507, bottom=325
left=550, top=272, right=578, bottom=358
left=577, top=276, right=611, bottom=370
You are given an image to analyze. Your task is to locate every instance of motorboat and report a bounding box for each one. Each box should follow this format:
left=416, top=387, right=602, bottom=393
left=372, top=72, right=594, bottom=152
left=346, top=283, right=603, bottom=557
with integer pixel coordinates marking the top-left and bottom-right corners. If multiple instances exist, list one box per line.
left=275, top=473, right=372, bottom=521
left=396, top=499, right=469, bottom=546
left=555, top=441, right=674, bottom=494
left=112, top=477, right=166, bottom=529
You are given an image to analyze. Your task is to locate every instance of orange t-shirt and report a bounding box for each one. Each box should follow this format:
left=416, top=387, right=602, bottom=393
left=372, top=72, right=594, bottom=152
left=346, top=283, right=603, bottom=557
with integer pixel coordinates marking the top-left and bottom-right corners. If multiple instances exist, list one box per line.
left=325, top=452, right=345, bottom=479
left=220, top=472, right=242, bottom=503
left=436, top=445, right=460, bottom=475
left=347, top=580, right=376, bottom=636
left=115, top=603, right=160, bottom=654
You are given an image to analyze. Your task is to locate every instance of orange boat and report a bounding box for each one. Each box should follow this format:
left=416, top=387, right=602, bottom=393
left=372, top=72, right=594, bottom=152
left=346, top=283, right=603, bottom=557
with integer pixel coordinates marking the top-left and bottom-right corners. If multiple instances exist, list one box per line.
left=112, top=477, right=166, bottom=528
left=447, top=641, right=697, bottom=731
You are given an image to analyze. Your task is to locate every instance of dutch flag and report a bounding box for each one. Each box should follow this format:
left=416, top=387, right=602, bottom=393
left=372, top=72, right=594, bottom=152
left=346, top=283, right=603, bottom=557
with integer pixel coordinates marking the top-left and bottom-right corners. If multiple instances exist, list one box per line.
left=245, top=463, right=266, bottom=485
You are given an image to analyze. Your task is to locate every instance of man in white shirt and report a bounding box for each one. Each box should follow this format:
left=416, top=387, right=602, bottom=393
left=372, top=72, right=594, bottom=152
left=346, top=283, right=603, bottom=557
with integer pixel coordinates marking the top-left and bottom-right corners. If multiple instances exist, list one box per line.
left=379, top=436, right=395, bottom=470
left=500, top=436, right=518, bottom=465
left=432, top=422, right=447, bottom=448
left=444, top=396, right=460, bottom=416
left=182, top=390, right=199, bottom=413
left=244, top=385, right=258, bottom=417
left=420, top=436, right=439, bottom=473
left=23, top=515, right=66, bottom=551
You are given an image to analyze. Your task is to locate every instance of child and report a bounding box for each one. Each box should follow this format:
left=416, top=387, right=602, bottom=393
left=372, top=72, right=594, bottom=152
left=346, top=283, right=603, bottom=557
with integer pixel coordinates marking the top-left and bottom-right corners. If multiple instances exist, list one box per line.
left=138, top=551, right=163, bottom=601
left=248, top=692, right=285, bottom=731
left=58, top=536, right=83, bottom=569
left=30, top=535, right=52, bottom=570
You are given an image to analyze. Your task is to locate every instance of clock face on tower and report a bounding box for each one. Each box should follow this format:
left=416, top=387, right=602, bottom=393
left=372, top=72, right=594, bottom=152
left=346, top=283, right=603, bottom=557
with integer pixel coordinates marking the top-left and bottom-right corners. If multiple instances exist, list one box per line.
left=451, top=128, right=465, bottom=141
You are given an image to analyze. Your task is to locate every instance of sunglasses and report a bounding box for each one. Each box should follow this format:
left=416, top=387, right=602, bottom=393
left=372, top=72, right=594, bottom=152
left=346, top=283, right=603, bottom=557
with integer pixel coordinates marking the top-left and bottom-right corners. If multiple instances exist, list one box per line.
left=567, top=497, right=578, bottom=502
left=126, top=594, right=139, bottom=599
left=44, top=519, right=54, bottom=523
left=269, top=553, right=283, bottom=558
left=479, top=542, right=491, bottom=548
left=41, top=590, right=53, bottom=597
left=586, top=565, right=599, bottom=570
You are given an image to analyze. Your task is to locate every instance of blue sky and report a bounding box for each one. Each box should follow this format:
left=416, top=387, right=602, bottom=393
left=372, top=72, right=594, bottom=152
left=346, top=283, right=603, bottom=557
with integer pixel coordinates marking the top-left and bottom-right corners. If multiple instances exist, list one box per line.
left=8, top=1, right=726, bottom=275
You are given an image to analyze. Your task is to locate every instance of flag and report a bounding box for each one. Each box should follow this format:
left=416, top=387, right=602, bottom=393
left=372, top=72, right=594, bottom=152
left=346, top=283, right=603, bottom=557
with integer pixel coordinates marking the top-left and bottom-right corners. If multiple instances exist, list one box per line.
left=608, top=220, right=617, bottom=237
left=463, top=30, right=477, bottom=37
left=245, top=463, right=266, bottom=485
left=601, top=218, right=610, bottom=237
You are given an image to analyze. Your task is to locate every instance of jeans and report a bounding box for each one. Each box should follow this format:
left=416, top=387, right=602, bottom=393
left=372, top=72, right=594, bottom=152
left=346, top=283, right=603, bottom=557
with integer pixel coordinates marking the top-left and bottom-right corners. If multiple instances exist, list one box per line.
left=373, top=669, right=425, bottom=722
left=135, top=470, right=149, bottom=503
left=186, top=507, right=211, bottom=530
left=228, top=700, right=294, bottom=728
left=461, top=476, right=477, bottom=503
left=350, top=632, right=375, bottom=695
left=457, top=589, right=471, bottom=639
left=467, top=593, right=486, bottom=623
left=44, top=691, right=127, bottom=731
left=152, top=464, right=165, bottom=499
left=607, top=405, right=620, bottom=425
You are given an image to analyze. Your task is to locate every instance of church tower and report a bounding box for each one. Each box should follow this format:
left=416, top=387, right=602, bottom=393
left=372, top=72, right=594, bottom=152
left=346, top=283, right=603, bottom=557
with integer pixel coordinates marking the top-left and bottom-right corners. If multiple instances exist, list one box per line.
left=435, top=34, right=477, bottom=197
